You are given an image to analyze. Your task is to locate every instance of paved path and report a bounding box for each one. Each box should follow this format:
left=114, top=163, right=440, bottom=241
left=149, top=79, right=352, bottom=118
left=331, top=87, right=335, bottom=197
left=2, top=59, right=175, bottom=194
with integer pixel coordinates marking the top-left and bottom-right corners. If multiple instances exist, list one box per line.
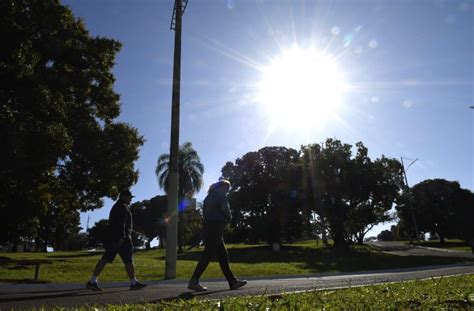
left=367, top=241, right=474, bottom=258
left=1, top=264, right=473, bottom=309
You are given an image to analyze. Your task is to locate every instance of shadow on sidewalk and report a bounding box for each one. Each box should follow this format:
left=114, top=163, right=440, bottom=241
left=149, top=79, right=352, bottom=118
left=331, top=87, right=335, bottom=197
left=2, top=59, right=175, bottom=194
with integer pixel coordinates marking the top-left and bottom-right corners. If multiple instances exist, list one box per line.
left=150, top=289, right=229, bottom=303
left=0, top=288, right=124, bottom=303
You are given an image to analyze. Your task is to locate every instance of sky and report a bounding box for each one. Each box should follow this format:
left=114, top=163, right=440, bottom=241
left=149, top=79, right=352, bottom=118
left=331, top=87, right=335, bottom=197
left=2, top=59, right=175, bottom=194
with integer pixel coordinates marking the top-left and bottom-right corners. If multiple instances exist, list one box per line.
left=62, top=0, right=474, bottom=239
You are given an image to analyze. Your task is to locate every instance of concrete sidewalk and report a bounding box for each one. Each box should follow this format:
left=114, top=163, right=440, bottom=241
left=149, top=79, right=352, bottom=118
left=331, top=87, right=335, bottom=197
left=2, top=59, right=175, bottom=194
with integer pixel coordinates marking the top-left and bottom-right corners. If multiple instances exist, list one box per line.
left=1, top=264, right=473, bottom=309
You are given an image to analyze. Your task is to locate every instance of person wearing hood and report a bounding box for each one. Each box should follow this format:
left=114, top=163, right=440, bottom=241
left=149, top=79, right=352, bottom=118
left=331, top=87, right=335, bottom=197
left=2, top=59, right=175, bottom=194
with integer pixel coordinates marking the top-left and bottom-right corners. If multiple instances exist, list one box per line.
left=188, top=178, right=247, bottom=292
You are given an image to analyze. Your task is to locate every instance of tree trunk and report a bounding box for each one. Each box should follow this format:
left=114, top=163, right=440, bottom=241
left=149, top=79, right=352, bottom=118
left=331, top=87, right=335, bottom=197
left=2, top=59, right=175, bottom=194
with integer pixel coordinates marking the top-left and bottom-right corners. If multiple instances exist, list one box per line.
left=333, top=230, right=349, bottom=254
left=146, top=240, right=151, bottom=250
left=332, top=219, right=349, bottom=254
left=357, top=233, right=364, bottom=245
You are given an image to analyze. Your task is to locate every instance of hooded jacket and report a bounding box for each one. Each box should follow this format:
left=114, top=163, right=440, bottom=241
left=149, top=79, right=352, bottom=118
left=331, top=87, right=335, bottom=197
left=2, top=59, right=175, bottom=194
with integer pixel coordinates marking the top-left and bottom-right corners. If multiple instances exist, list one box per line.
left=202, top=184, right=232, bottom=224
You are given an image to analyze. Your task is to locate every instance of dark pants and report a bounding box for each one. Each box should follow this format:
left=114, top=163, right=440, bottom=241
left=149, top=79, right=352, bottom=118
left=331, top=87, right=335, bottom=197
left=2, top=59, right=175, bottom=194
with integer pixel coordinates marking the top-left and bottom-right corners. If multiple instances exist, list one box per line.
left=190, top=222, right=236, bottom=285
left=102, top=238, right=133, bottom=264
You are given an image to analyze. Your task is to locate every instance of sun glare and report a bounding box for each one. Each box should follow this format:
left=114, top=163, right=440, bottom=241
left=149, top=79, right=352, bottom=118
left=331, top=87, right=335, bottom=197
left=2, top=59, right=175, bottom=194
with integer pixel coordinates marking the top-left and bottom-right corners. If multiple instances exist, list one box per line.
left=257, top=47, right=347, bottom=131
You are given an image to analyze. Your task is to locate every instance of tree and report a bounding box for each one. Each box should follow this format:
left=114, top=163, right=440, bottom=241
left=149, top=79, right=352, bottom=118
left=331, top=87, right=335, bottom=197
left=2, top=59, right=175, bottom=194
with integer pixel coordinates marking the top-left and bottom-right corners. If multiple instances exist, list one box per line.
left=130, top=195, right=168, bottom=249
left=301, top=139, right=356, bottom=253
left=452, top=188, right=474, bottom=252
left=377, top=230, right=395, bottom=241
left=345, top=155, right=404, bottom=244
left=180, top=199, right=203, bottom=246
left=221, top=146, right=304, bottom=246
left=155, top=142, right=204, bottom=253
left=397, top=179, right=474, bottom=245
left=87, top=219, right=110, bottom=248
left=65, top=232, right=89, bottom=251
left=397, top=179, right=458, bottom=243
left=0, top=0, right=144, bottom=249
left=301, top=139, right=403, bottom=252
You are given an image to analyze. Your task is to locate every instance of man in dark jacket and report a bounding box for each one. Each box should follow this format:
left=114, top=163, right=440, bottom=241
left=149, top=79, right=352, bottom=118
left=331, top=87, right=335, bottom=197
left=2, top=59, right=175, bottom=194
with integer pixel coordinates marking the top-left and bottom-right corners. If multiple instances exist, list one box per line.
left=86, top=190, right=147, bottom=291
left=188, top=178, right=247, bottom=292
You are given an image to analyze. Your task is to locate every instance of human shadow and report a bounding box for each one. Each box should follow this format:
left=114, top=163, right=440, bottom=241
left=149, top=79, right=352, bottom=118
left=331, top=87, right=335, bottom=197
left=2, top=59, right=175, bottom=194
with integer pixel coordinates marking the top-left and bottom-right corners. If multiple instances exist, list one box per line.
left=174, top=244, right=474, bottom=274
left=0, top=278, right=51, bottom=284
left=0, top=287, right=123, bottom=303
left=47, top=252, right=101, bottom=259
left=414, top=241, right=469, bottom=249
left=149, top=288, right=229, bottom=303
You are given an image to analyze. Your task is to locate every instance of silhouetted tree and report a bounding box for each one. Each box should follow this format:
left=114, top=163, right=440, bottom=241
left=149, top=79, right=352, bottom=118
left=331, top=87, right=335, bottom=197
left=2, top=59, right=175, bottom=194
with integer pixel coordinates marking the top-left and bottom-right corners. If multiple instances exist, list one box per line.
left=131, top=196, right=168, bottom=249
left=87, top=220, right=110, bottom=248
left=66, top=232, right=89, bottom=251
left=377, top=230, right=395, bottom=241
left=222, top=146, right=303, bottom=247
left=345, top=155, right=404, bottom=244
left=0, top=0, right=144, bottom=250
left=452, top=188, right=474, bottom=252
left=397, top=179, right=461, bottom=243
left=155, top=142, right=204, bottom=253
left=301, top=139, right=403, bottom=253
left=181, top=199, right=203, bottom=246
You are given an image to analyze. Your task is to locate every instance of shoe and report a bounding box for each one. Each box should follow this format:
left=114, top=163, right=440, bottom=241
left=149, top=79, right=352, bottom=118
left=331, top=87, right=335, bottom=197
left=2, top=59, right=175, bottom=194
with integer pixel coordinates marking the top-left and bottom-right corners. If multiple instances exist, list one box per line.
left=188, top=283, right=208, bottom=292
left=86, top=281, right=102, bottom=292
left=130, top=281, right=148, bottom=291
left=230, top=279, right=247, bottom=290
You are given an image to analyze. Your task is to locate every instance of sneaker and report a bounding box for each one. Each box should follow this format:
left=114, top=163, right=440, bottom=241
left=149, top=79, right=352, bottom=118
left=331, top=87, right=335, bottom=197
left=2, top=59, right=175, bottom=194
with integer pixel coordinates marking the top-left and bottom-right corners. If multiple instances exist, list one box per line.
left=188, top=283, right=208, bottom=292
left=230, top=279, right=247, bottom=290
left=86, top=281, right=103, bottom=292
left=130, top=281, right=148, bottom=291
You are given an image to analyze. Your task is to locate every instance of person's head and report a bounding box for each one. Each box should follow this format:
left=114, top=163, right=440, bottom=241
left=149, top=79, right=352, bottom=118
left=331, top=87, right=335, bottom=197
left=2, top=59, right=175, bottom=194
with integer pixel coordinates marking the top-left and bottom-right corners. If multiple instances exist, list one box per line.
left=119, top=190, right=134, bottom=204
left=208, top=178, right=231, bottom=194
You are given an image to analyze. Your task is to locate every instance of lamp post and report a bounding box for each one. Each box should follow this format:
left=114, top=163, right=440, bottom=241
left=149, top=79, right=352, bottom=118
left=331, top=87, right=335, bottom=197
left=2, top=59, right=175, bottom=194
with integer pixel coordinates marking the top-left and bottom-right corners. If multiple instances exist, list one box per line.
left=400, top=157, right=419, bottom=242
left=165, top=0, right=189, bottom=280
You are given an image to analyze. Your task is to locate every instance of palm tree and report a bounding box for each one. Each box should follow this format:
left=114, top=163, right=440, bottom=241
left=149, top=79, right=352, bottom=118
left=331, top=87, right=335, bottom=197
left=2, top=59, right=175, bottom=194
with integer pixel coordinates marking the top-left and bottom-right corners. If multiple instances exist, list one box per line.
left=156, top=141, right=204, bottom=253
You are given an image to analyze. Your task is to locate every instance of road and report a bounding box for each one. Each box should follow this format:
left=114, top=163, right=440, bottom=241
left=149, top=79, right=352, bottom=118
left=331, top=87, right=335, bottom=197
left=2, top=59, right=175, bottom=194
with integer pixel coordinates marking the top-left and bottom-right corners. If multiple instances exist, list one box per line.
left=367, top=241, right=474, bottom=258
left=1, top=242, right=473, bottom=309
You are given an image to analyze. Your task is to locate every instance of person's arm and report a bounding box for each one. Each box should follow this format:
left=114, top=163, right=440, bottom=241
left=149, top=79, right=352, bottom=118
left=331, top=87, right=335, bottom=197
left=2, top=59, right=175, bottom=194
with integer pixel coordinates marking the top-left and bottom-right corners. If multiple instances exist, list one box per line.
left=219, top=195, right=232, bottom=223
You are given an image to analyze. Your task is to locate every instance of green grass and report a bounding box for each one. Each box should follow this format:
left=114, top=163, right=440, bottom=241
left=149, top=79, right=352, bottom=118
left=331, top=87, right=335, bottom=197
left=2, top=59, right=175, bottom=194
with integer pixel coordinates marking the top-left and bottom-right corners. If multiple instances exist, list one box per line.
left=1, top=240, right=473, bottom=284
left=40, top=274, right=474, bottom=310
left=405, top=239, right=473, bottom=252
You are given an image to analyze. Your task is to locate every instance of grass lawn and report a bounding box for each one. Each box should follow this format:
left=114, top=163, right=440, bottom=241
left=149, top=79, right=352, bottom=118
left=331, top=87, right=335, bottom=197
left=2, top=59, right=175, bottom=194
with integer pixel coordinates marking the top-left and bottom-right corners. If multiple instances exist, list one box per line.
left=405, top=239, right=473, bottom=252
left=1, top=240, right=473, bottom=284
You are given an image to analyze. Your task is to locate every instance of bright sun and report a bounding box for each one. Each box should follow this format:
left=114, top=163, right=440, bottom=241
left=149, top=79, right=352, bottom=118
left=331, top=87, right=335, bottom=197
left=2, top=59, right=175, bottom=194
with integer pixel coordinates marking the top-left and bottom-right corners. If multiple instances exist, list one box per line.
left=257, top=47, right=347, bottom=130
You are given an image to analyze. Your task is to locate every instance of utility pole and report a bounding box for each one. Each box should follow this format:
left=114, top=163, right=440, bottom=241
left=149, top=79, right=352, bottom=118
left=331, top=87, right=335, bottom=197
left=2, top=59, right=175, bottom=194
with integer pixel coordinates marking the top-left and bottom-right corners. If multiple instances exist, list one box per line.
left=400, top=157, right=419, bottom=242
left=165, top=0, right=189, bottom=280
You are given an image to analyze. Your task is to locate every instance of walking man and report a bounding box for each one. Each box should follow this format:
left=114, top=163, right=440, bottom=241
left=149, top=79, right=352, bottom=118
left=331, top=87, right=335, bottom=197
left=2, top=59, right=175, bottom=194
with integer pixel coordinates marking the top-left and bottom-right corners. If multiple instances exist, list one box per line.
left=188, top=178, right=247, bottom=292
left=86, top=190, right=147, bottom=291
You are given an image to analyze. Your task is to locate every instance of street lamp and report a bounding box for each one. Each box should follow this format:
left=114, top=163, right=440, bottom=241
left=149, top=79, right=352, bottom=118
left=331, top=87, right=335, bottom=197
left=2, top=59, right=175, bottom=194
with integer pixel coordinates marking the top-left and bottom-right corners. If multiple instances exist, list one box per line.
left=400, top=157, right=419, bottom=242
left=165, top=0, right=189, bottom=280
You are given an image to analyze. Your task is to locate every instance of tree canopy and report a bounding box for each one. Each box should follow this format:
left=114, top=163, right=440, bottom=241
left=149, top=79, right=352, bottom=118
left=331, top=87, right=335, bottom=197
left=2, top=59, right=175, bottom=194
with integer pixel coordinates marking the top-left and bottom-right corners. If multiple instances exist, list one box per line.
left=155, top=141, right=204, bottom=253
left=220, top=139, right=404, bottom=253
left=222, top=146, right=303, bottom=245
left=396, top=179, right=474, bottom=245
left=0, top=0, right=144, bottom=250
